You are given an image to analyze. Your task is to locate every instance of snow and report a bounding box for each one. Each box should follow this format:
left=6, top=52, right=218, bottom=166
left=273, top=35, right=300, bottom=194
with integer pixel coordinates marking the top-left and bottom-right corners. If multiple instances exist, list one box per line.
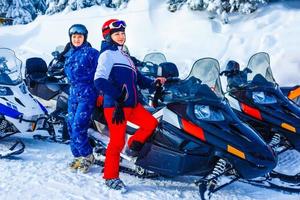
left=2, top=133, right=300, bottom=200
left=1, top=0, right=300, bottom=199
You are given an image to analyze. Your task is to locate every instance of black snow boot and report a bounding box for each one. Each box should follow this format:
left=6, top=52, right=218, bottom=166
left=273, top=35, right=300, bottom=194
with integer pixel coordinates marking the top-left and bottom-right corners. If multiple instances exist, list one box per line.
left=126, top=141, right=143, bottom=157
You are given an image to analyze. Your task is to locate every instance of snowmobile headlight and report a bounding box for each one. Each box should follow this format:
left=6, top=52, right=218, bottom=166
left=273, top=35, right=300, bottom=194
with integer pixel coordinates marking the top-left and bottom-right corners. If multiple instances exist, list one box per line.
left=252, top=91, right=277, bottom=104
left=0, top=86, right=13, bottom=96
left=194, top=105, right=225, bottom=121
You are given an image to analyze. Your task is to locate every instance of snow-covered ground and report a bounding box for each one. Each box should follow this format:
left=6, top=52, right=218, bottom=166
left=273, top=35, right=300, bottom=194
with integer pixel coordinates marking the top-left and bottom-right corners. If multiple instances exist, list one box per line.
left=1, top=0, right=300, bottom=199
left=2, top=133, right=300, bottom=200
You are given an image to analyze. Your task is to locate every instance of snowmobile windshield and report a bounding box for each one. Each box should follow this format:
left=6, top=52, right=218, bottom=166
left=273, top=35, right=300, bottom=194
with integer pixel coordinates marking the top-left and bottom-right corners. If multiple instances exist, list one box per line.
left=246, top=52, right=275, bottom=84
left=0, top=48, right=22, bottom=85
left=163, top=58, right=223, bottom=102
left=140, top=52, right=168, bottom=77
left=186, top=58, right=223, bottom=98
left=143, top=52, right=167, bottom=65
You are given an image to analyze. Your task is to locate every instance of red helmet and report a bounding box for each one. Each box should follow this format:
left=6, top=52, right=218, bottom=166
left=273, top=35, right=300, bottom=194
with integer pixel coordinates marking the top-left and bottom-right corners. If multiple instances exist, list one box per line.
left=102, top=19, right=126, bottom=40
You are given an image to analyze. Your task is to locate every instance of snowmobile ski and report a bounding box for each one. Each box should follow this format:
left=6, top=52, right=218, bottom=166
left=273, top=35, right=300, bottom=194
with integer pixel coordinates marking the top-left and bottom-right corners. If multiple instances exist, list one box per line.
left=0, top=140, right=25, bottom=159
left=238, top=176, right=300, bottom=193
left=269, top=170, right=300, bottom=184
left=0, top=132, right=17, bottom=140
left=94, top=159, right=160, bottom=179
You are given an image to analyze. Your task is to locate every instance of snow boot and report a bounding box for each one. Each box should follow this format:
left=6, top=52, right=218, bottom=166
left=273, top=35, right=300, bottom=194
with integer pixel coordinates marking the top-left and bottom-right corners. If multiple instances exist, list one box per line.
left=105, top=178, right=127, bottom=193
left=126, top=141, right=143, bottom=157
left=69, top=157, right=82, bottom=171
left=78, top=154, right=95, bottom=173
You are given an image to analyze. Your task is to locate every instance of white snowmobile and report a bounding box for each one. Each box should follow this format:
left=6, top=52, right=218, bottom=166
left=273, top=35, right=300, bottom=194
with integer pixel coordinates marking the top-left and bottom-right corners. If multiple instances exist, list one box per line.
left=0, top=48, right=57, bottom=157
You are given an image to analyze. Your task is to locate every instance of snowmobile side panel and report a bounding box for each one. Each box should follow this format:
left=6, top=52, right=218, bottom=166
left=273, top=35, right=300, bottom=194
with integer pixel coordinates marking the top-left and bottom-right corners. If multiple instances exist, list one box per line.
left=0, top=103, right=22, bottom=119
left=136, top=142, right=213, bottom=176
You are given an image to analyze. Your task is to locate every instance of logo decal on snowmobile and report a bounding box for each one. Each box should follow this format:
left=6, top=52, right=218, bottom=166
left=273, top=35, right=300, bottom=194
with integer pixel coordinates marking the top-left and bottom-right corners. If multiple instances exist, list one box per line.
left=227, top=145, right=245, bottom=159
left=288, top=87, right=300, bottom=100
left=6, top=102, right=17, bottom=111
left=0, top=103, right=22, bottom=119
left=281, top=123, right=296, bottom=133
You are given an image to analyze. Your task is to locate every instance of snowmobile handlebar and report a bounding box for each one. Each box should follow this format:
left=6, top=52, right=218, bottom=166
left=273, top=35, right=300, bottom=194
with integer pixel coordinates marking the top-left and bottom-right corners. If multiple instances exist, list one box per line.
left=152, top=77, right=181, bottom=107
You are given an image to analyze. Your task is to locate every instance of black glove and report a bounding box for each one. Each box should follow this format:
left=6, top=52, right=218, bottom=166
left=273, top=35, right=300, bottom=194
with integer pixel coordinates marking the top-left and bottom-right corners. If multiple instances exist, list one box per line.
left=152, top=80, right=164, bottom=108
left=112, top=85, right=128, bottom=125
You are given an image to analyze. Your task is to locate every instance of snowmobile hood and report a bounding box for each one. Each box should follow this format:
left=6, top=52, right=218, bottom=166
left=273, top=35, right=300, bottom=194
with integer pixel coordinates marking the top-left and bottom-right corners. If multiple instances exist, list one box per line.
left=168, top=98, right=277, bottom=177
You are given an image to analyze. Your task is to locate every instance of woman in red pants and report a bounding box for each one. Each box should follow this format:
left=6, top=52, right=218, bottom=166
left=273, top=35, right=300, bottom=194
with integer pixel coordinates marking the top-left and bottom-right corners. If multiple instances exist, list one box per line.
left=94, top=19, right=165, bottom=192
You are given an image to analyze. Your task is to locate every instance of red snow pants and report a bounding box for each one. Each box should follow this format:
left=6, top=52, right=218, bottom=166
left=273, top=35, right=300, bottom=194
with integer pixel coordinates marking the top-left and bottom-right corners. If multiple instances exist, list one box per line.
left=103, top=103, right=158, bottom=179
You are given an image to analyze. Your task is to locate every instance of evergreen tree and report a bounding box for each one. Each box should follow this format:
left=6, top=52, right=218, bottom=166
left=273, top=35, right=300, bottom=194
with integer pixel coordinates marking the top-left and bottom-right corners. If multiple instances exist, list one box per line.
left=46, top=0, right=68, bottom=15
left=0, top=0, right=10, bottom=16
left=2, top=0, right=270, bottom=25
left=2, top=0, right=46, bottom=24
left=6, top=0, right=33, bottom=24
left=45, top=0, right=128, bottom=15
left=33, top=0, right=47, bottom=14
left=168, top=0, right=268, bottom=23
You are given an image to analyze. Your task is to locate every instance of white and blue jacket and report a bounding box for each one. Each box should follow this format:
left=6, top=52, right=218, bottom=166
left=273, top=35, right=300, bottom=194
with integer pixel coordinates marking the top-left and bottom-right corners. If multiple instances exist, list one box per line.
left=94, top=41, right=154, bottom=108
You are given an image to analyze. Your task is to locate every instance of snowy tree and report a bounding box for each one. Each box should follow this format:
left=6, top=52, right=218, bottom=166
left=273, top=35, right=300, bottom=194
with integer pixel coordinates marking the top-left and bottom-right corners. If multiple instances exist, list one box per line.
left=33, top=0, right=47, bottom=15
left=66, top=0, right=97, bottom=11
left=187, top=0, right=204, bottom=10
left=168, top=0, right=269, bottom=23
left=111, top=0, right=129, bottom=8
left=167, top=0, right=186, bottom=12
left=0, top=0, right=10, bottom=16
left=46, top=0, right=68, bottom=15
left=6, top=0, right=33, bottom=24
left=2, top=0, right=46, bottom=25
left=45, top=0, right=128, bottom=15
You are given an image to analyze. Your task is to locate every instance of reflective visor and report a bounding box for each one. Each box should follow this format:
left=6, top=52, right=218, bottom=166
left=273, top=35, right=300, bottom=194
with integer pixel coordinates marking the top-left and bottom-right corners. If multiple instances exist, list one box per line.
left=69, top=25, right=87, bottom=35
left=109, top=20, right=126, bottom=29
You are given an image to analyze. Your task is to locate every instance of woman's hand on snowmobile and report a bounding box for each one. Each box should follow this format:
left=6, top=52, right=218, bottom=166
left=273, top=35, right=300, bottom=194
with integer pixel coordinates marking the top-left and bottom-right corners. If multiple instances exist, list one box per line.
left=152, top=79, right=165, bottom=108
left=155, top=77, right=167, bottom=85
left=112, top=85, right=128, bottom=125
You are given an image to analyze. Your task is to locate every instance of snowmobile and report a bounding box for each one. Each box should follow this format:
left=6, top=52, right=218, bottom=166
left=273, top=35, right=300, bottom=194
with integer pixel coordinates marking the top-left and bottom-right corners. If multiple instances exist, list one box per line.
left=24, top=48, right=70, bottom=142
left=88, top=56, right=300, bottom=199
left=222, top=52, right=300, bottom=158
left=0, top=48, right=56, bottom=157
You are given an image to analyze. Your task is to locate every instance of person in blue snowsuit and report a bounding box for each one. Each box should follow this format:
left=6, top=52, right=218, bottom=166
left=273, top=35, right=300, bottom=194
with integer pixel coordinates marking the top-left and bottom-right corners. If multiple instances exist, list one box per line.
left=64, top=24, right=99, bottom=173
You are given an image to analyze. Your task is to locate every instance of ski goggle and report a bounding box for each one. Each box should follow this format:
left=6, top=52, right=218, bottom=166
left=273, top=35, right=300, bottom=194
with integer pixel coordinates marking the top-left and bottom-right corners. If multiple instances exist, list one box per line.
left=109, top=20, right=127, bottom=29
left=69, top=25, right=88, bottom=36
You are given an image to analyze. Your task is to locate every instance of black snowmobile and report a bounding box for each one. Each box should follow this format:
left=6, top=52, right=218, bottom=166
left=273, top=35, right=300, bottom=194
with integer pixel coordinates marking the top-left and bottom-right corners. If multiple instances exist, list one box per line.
left=24, top=47, right=70, bottom=143
left=222, top=52, right=300, bottom=173
left=89, top=56, right=300, bottom=199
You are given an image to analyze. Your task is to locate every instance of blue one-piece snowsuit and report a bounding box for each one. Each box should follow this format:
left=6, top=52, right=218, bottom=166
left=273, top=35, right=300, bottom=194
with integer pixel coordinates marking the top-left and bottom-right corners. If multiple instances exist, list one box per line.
left=64, top=42, right=99, bottom=157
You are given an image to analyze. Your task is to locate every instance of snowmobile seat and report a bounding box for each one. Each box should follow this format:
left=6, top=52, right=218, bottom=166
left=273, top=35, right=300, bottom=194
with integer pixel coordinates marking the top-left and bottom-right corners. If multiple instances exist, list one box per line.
left=26, top=57, right=48, bottom=78
left=25, top=57, right=59, bottom=85
left=159, top=62, right=179, bottom=78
